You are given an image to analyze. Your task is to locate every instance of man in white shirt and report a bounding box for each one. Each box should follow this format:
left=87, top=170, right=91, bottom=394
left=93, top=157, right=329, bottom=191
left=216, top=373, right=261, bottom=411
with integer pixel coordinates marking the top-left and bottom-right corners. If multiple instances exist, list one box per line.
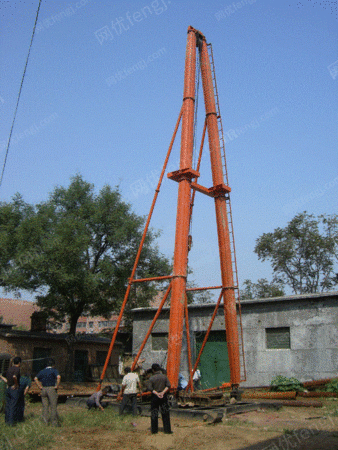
left=119, top=367, right=141, bottom=416
left=193, top=368, right=201, bottom=390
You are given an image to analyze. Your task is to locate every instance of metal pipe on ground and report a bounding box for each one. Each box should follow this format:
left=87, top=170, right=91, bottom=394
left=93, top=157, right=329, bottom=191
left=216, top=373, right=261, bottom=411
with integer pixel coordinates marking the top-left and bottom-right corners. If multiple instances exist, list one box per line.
left=274, top=400, right=323, bottom=407
left=242, top=391, right=297, bottom=400
left=298, top=391, right=338, bottom=398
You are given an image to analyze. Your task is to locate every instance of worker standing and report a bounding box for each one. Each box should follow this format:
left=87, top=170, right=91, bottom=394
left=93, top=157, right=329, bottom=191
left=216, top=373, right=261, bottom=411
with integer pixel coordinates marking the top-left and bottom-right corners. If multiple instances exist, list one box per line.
left=34, top=358, right=61, bottom=427
left=193, top=368, right=201, bottom=390
left=147, top=363, right=172, bottom=434
left=119, top=367, right=141, bottom=416
left=4, top=356, right=22, bottom=426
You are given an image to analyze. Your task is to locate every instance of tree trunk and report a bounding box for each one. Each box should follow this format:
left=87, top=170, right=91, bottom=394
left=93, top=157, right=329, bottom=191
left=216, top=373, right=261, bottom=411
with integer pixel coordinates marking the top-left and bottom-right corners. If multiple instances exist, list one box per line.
left=69, top=314, right=79, bottom=336
left=64, top=314, right=80, bottom=381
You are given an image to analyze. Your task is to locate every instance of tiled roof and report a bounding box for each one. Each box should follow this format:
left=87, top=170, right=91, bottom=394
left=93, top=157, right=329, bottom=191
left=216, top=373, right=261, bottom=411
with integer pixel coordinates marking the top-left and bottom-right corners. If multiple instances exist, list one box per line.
left=0, top=328, right=120, bottom=344
left=132, top=290, right=338, bottom=312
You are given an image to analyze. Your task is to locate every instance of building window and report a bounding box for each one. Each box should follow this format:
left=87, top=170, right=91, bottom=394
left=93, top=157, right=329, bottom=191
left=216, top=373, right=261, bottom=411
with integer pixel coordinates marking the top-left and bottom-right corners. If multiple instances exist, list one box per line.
left=98, top=320, right=116, bottom=328
left=152, top=332, right=168, bottom=351
left=266, top=327, right=291, bottom=349
left=77, top=322, right=86, bottom=328
left=89, top=322, right=94, bottom=328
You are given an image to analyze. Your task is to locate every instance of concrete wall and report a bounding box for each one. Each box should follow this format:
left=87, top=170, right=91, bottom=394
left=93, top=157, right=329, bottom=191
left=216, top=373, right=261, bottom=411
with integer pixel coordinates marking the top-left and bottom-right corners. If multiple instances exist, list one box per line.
left=133, top=310, right=170, bottom=371
left=241, top=294, right=338, bottom=386
left=132, top=291, right=338, bottom=387
left=132, top=305, right=229, bottom=383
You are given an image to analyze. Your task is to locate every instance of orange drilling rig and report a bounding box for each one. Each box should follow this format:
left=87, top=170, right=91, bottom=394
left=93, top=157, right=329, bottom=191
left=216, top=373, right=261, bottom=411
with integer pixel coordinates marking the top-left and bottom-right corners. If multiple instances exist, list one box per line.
left=99, top=26, right=246, bottom=394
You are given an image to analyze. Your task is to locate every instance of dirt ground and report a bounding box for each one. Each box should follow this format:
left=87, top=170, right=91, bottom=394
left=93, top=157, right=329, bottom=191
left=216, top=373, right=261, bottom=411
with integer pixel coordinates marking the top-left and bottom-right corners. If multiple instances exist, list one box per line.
left=49, top=400, right=338, bottom=450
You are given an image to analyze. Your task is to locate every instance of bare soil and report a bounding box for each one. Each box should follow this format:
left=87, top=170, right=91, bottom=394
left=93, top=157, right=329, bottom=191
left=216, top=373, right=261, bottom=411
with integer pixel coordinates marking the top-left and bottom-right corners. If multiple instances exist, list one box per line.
left=49, top=400, right=338, bottom=450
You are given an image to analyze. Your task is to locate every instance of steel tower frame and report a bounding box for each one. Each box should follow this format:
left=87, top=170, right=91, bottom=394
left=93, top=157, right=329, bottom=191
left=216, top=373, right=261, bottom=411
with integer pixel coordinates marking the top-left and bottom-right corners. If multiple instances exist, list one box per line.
left=99, top=26, right=245, bottom=391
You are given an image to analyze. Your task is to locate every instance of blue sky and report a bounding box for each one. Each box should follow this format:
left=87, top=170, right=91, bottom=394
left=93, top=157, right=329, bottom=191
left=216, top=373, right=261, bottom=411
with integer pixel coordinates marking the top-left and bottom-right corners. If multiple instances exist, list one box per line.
left=0, top=0, right=337, bottom=301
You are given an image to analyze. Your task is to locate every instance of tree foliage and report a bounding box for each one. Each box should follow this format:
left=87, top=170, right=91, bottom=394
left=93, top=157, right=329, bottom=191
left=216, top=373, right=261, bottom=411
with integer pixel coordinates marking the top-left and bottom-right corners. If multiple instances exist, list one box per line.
left=254, top=212, right=338, bottom=294
left=0, top=175, right=171, bottom=334
left=0, top=194, right=34, bottom=286
left=240, top=278, right=285, bottom=300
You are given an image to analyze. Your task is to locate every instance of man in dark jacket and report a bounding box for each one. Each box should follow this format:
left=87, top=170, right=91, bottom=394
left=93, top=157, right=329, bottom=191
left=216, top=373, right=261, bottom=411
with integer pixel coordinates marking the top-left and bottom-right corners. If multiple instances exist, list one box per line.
left=17, top=375, right=31, bottom=422
left=147, top=363, right=172, bottom=434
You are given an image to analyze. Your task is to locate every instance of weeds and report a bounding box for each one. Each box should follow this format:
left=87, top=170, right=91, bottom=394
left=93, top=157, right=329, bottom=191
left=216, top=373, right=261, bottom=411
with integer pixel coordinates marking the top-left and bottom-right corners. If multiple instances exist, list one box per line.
left=224, top=418, right=252, bottom=427
left=61, top=407, right=130, bottom=430
left=0, top=413, right=56, bottom=450
left=0, top=403, right=130, bottom=450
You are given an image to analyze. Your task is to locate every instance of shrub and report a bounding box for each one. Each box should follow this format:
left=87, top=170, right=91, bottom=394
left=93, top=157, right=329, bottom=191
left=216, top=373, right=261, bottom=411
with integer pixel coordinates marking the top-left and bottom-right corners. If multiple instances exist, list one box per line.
left=270, top=375, right=304, bottom=392
left=324, top=378, right=338, bottom=393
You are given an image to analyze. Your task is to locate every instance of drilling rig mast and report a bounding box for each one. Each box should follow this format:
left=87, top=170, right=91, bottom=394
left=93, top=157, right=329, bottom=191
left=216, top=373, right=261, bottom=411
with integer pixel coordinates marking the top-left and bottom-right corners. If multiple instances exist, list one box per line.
left=100, top=26, right=245, bottom=391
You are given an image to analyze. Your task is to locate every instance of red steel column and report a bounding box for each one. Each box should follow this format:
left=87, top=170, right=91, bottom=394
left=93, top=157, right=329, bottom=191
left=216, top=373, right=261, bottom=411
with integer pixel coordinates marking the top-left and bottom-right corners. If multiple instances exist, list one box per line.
left=199, top=38, right=241, bottom=386
left=166, top=27, right=196, bottom=388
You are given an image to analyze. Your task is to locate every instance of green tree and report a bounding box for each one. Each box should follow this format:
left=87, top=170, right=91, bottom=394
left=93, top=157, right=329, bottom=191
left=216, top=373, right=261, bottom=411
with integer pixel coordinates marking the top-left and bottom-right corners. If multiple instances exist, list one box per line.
left=240, top=278, right=285, bottom=300
left=0, top=194, right=34, bottom=291
left=0, top=175, right=171, bottom=335
left=186, top=286, right=213, bottom=304
left=254, top=212, right=338, bottom=294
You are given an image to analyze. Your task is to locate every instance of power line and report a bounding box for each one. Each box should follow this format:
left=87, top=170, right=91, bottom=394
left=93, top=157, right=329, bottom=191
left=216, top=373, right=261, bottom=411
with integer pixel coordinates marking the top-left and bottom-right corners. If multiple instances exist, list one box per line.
left=0, top=0, right=43, bottom=189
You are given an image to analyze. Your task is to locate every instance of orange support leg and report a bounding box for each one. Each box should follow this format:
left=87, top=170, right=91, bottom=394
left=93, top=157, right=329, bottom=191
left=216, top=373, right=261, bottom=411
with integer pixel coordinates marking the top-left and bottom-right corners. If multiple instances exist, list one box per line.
left=166, top=28, right=197, bottom=388
left=199, top=37, right=241, bottom=386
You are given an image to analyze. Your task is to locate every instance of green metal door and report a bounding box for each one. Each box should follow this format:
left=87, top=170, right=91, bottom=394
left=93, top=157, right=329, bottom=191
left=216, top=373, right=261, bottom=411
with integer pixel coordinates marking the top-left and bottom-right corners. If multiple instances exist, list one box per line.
left=195, top=330, right=230, bottom=389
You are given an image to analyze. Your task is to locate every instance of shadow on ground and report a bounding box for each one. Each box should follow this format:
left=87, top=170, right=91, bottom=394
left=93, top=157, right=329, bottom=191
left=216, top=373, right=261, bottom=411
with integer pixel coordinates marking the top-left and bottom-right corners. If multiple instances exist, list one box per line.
left=238, top=429, right=338, bottom=450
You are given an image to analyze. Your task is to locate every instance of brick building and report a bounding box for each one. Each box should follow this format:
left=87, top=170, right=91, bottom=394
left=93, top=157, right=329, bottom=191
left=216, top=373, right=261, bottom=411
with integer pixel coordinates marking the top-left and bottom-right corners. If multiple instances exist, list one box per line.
left=0, top=297, right=122, bottom=335
left=0, top=303, right=122, bottom=382
left=0, top=325, right=121, bottom=382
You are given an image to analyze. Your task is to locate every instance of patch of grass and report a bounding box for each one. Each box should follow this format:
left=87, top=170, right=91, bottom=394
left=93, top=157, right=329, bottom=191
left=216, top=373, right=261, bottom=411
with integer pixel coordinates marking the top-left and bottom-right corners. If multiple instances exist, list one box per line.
left=0, top=412, right=57, bottom=450
left=0, top=403, right=131, bottom=450
left=61, top=406, right=131, bottom=430
left=224, top=418, right=253, bottom=427
left=320, top=399, right=338, bottom=417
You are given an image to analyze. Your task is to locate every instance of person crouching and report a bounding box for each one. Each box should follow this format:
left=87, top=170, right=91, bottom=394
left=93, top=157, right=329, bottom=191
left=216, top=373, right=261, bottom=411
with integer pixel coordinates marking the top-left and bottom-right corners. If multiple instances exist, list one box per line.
left=86, top=386, right=110, bottom=411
